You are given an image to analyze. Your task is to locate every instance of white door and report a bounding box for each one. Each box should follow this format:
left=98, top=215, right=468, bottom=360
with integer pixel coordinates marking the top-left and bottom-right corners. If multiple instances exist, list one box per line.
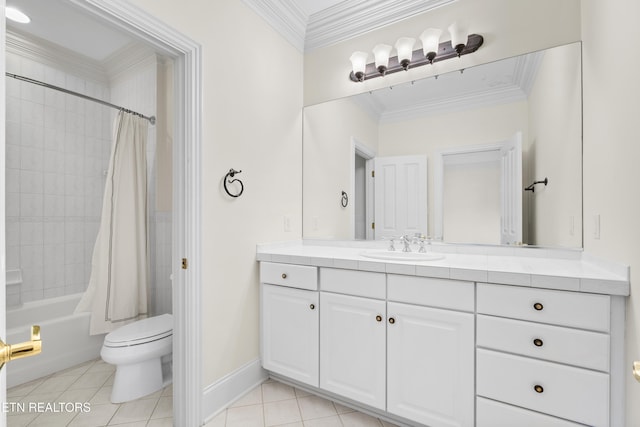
left=320, top=292, right=386, bottom=410
left=500, top=132, right=523, bottom=245
left=374, top=155, right=427, bottom=239
left=387, top=302, right=475, bottom=427
left=261, top=284, right=319, bottom=387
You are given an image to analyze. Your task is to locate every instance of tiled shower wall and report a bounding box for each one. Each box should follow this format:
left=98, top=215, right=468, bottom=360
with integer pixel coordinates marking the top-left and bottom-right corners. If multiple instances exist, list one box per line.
left=6, top=52, right=112, bottom=303
left=6, top=47, right=172, bottom=314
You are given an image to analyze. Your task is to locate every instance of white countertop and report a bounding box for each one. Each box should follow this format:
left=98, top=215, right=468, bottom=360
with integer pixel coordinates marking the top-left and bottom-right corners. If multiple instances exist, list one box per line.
left=256, top=240, right=630, bottom=296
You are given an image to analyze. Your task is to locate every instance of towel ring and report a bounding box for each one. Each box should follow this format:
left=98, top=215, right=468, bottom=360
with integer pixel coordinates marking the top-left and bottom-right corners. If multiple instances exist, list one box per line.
left=224, top=169, right=244, bottom=198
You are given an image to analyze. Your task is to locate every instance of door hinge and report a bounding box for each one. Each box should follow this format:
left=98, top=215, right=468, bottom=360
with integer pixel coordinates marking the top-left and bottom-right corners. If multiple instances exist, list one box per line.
left=182, top=258, right=188, bottom=270
left=371, top=222, right=375, bottom=230
left=371, top=170, right=375, bottom=178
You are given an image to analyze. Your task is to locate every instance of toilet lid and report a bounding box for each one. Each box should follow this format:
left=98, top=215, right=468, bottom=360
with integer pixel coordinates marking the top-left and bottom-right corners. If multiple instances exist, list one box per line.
left=104, top=314, right=173, bottom=347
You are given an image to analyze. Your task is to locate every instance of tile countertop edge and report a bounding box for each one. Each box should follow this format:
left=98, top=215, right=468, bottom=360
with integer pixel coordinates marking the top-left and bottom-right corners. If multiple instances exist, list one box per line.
left=256, top=242, right=630, bottom=296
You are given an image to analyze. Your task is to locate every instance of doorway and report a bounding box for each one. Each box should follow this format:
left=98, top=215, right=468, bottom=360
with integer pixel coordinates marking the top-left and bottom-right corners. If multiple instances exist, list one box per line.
left=1, top=1, right=202, bottom=425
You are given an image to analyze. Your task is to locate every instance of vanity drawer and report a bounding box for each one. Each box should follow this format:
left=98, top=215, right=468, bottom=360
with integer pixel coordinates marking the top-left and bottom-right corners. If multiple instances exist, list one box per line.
left=477, top=283, right=610, bottom=332
left=477, top=349, right=609, bottom=427
left=477, top=315, right=610, bottom=372
left=477, top=397, right=586, bottom=427
left=388, top=275, right=474, bottom=312
left=320, top=268, right=385, bottom=299
left=260, top=262, right=318, bottom=290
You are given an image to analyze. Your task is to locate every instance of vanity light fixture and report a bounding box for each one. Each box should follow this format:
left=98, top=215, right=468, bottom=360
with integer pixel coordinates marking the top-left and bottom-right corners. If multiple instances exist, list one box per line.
left=6, top=6, right=31, bottom=24
left=395, top=37, right=416, bottom=70
left=372, top=44, right=393, bottom=75
left=349, top=51, right=369, bottom=82
left=419, top=28, right=442, bottom=64
left=348, top=28, right=482, bottom=82
left=448, top=22, right=467, bottom=56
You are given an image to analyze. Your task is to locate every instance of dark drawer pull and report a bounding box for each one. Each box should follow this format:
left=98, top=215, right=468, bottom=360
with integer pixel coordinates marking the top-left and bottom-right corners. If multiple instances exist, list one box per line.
left=376, top=315, right=382, bottom=322
left=281, top=273, right=287, bottom=279
left=388, top=317, right=396, bottom=324
left=533, top=338, right=544, bottom=347
left=534, top=384, right=544, bottom=393
left=309, top=304, right=315, bottom=310
left=533, top=302, right=544, bottom=311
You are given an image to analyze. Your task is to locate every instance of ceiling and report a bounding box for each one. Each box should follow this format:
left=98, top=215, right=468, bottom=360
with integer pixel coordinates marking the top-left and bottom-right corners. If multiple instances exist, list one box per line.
left=5, top=0, right=457, bottom=59
left=6, top=0, right=134, bottom=62
left=5, top=0, right=541, bottom=118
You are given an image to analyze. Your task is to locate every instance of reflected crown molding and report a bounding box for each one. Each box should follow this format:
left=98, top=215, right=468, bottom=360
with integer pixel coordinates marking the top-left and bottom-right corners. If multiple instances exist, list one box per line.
left=240, top=0, right=457, bottom=52
left=351, top=50, right=545, bottom=123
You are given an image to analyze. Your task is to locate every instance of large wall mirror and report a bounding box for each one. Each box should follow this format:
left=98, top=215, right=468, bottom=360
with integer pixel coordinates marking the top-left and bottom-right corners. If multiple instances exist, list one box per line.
left=303, top=42, right=582, bottom=249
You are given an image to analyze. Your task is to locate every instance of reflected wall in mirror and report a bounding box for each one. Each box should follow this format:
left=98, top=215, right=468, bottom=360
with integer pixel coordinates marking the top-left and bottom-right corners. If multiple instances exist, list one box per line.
left=303, top=42, right=582, bottom=248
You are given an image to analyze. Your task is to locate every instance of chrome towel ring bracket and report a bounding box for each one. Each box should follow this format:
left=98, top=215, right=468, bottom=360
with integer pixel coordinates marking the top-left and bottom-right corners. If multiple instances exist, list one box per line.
left=224, top=168, right=244, bottom=198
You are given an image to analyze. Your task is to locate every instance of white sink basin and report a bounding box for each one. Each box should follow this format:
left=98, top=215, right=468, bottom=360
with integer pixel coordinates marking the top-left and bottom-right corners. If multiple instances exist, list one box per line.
left=360, top=250, right=445, bottom=262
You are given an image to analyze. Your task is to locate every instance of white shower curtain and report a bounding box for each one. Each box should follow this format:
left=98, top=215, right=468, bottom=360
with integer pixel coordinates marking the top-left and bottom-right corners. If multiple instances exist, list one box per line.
left=76, top=111, right=149, bottom=335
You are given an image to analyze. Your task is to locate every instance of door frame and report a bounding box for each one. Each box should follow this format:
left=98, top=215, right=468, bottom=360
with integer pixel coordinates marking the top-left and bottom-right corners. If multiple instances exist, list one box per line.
left=350, top=137, right=375, bottom=240
left=1, top=1, right=7, bottom=423
left=433, top=140, right=516, bottom=243
left=1, top=1, right=203, bottom=425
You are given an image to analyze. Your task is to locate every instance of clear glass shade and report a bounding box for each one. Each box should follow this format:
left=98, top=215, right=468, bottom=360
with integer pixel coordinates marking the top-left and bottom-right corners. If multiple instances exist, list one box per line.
left=419, top=28, right=442, bottom=56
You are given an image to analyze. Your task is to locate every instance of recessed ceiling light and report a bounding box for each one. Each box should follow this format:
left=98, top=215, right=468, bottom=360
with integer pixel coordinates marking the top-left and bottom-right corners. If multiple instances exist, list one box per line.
left=6, top=6, right=31, bottom=24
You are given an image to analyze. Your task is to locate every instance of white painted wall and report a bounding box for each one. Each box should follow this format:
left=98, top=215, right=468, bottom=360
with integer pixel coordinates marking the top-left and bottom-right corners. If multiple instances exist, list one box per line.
left=303, top=98, right=378, bottom=239
left=527, top=43, right=582, bottom=248
left=127, top=0, right=304, bottom=387
left=304, top=0, right=582, bottom=106
left=443, top=160, right=501, bottom=244
left=581, top=0, right=640, bottom=425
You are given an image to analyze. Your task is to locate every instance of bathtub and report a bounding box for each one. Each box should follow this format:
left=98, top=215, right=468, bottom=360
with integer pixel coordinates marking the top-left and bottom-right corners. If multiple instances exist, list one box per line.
left=6, top=293, right=105, bottom=388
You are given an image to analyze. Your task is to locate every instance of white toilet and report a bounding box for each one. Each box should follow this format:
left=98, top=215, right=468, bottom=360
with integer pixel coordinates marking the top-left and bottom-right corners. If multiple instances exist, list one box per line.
left=101, top=313, right=173, bottom=403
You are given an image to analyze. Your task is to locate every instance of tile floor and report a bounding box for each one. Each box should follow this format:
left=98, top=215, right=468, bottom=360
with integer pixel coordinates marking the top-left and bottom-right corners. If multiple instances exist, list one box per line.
left=205, top=379, right=400, bottom=427
left=6, top=358, right=172, bottom=426
left=7, top=362, right=399, bottom=427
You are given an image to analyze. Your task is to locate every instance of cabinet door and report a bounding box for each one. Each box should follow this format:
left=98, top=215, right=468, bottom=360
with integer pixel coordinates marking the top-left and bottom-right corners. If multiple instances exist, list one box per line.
left=387, top=302, right=475, bottom=427
left=320, top=292, right=386, bottom=410
left=261, top=284, right=319, bottom=386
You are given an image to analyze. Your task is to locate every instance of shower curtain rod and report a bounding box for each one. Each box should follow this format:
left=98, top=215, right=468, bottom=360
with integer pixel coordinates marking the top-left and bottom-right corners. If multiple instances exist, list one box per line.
left=5, top=72, right=156, bottom=125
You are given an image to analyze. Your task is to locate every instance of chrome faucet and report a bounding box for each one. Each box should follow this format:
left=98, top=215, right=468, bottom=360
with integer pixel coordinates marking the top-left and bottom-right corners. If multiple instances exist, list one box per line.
left=401, top=235, right=412, bottom=252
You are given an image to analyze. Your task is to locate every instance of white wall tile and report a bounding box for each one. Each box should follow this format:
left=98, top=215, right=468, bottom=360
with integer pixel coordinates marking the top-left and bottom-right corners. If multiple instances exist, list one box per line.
left=20, top=170, right=43, bottom=194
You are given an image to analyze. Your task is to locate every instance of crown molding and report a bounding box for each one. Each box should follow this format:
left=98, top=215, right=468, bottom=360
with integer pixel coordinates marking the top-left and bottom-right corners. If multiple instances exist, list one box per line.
left=305, top=0, right=457, bottom=51
left=240, top=0, right=457, bottom=53
left=240, top=0, right=307, bottom=52
left=514, top=50, right=544, bottom=96
left=6, top=29, right=109, bottom=84
left=379, top=85, right=527, bottom=123
left=103, top=42, right=158, bottom=82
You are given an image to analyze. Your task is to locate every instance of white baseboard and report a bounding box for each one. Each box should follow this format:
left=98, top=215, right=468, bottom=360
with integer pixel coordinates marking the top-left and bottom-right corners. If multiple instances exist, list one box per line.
left=202, top=358, right=268, bottom=423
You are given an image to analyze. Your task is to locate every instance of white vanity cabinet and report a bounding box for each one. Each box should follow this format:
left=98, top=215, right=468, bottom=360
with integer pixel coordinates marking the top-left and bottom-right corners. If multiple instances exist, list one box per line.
left=260, top=262, right=319, bottom=387
left=319, top=269, right=476, bottom=426
left=476, top=283, right=613, bottom=427
left=319, top=268, right=387, bottom=409
left=386, top=275, right=475, bottom=427
left=319, top=291, right=386, bottom=409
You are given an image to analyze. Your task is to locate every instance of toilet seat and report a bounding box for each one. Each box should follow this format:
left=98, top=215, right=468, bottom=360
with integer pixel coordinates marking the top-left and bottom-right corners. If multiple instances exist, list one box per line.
left=104, top=313, right=173, bottom=347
